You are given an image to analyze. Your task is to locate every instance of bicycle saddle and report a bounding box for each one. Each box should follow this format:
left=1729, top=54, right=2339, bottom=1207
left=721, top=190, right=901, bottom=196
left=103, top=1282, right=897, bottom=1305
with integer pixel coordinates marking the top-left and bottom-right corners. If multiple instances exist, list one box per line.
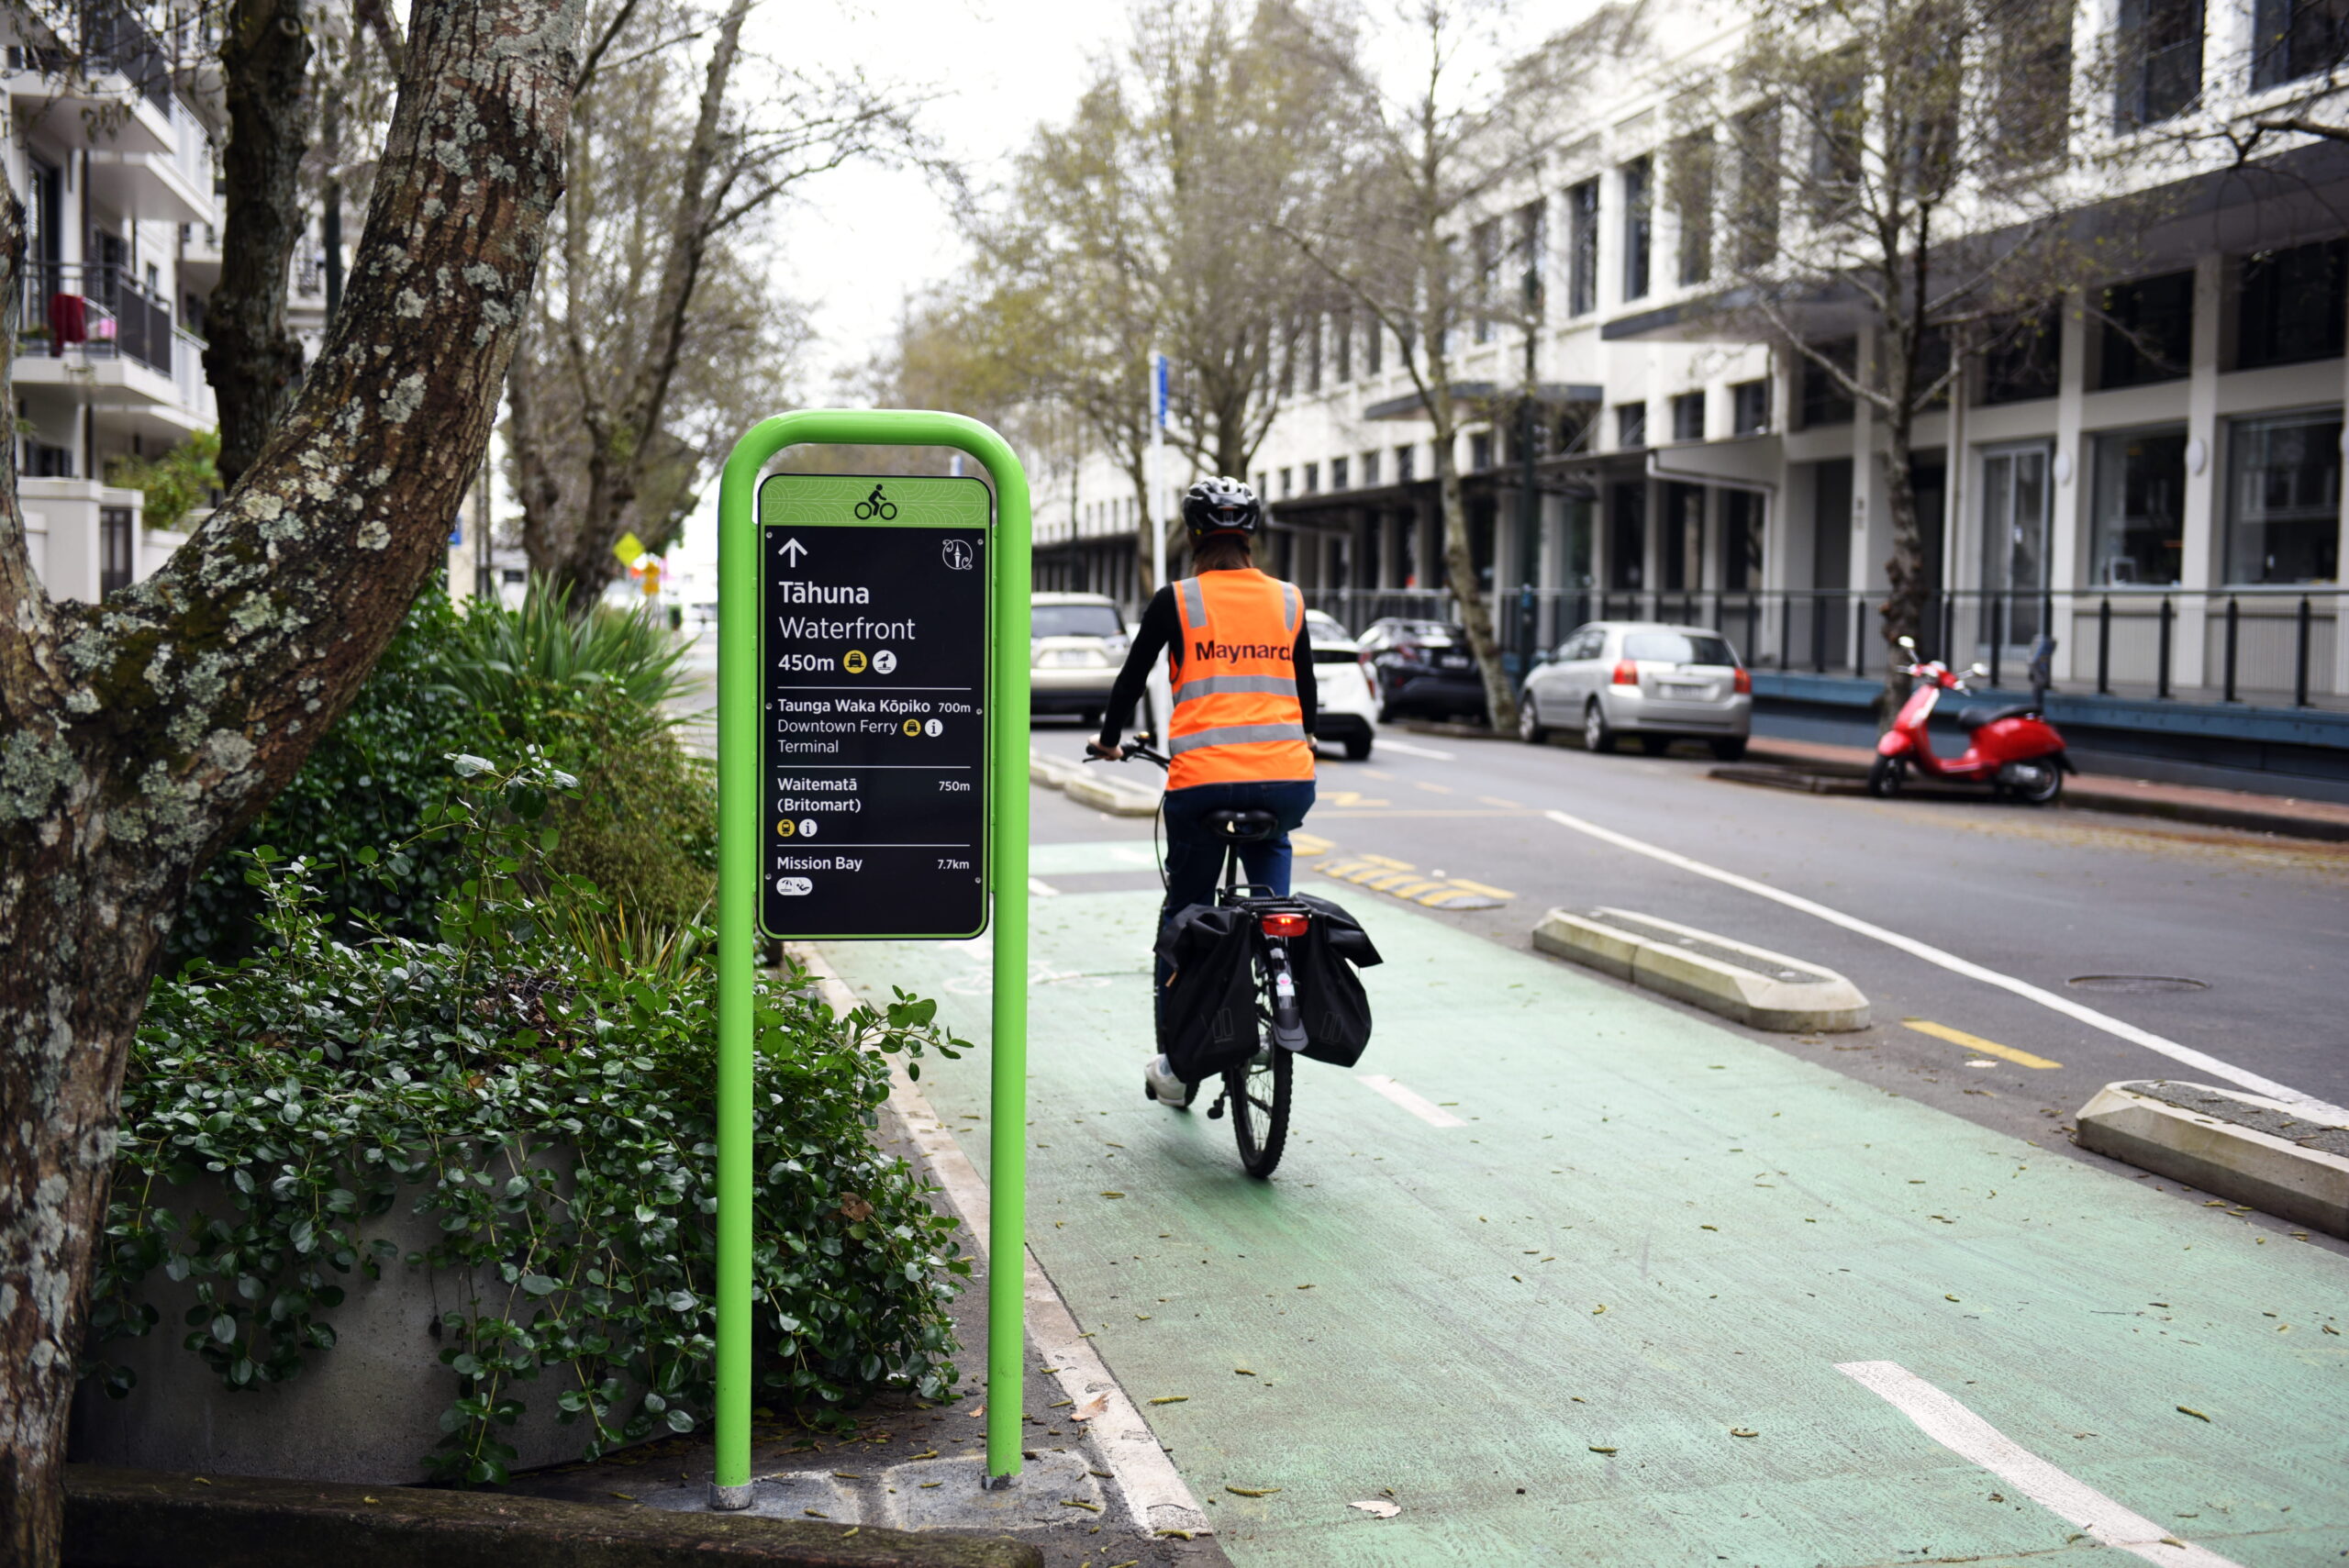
left=1205, top=808, right=1280, bottom=843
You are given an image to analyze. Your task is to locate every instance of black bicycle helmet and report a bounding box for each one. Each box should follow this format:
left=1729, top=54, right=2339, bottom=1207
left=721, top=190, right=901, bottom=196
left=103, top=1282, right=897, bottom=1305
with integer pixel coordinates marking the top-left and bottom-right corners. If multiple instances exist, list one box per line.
left=1181, top=475, right=1262, bottom=539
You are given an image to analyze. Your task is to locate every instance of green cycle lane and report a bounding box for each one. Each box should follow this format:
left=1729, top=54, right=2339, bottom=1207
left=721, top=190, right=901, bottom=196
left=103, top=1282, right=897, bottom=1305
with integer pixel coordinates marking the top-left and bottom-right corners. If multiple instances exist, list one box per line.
left=819, top=842, right=2348, bottom=1568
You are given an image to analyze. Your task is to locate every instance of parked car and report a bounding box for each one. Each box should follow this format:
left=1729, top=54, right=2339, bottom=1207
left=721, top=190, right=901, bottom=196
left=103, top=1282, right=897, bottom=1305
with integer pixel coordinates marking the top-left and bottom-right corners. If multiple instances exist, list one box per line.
left=1357, top=617, right=1487, bottom=723
left=1030, top=592, right=1129, bottom=725
left=1519, top=621, right=1751, bottom=758
left=1303, top=609, right=1377, bottom=760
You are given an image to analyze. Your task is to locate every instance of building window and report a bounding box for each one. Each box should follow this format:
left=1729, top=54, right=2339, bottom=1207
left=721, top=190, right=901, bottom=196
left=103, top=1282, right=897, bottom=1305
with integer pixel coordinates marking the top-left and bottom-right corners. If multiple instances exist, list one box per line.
left=1671, top=391, right=1706, bottom=441
left=1731, top=106, right=1780, bottom=269
left=1662, top=483, right=1703, bottom=590
left=1332, top=455, right=1350, bottom=490
left=2099, top=271, right=2193, bottom=388
left=1363, top=450, right=1381, bottom=486
left=2253, top=0, right=2349, bottom=86
left=1304, top=462, right=1320, bottom=494
left=1982, top=310, right=2062, bottom=403
left=2090, top=427, right=2188, bottom=584
left=1255, top=472, right=1269, bottom=500
left=1305, top=317, right=1323, bottom=393
left=1724, top=489, right=1765, bottom=590
left=1469, top=433, right=1494, bottom=472
left=100, top=506, right=135, bottom=596
left=1809, top=53, right=1865, bottom=220
left=1622, top=156, right=1653, bottom=302
left=2115, top=0, right=2204, bottom=128
left=25, top=440, right=74, bottom=478
left=1616, top=402, right=1648, bottom=448
left=1514, top=199, right=1545, bottom=323
left=1671, top=131, right=1715, bottom=287
left=1396, top=444, right=1417, bottom=483
left=2227, top=410, right=2342, bottom=583
left=1473, top=217, right=1502, bottom=344
left=1990, top=4, right=2074, bottom=168
left=2236, top=240, right=2347, bottom=369
left=1280, top=467, right=1293, bottom=497
left=1798, top=341, right=1856, bottom=428
left=1567, top=179, right=1599, bottom=316
left=1365, top=319, right=1383, bottom=376
left=1608, top=483, right=1647, bottom=589
left=1731, top=378, right=1770, bottom=434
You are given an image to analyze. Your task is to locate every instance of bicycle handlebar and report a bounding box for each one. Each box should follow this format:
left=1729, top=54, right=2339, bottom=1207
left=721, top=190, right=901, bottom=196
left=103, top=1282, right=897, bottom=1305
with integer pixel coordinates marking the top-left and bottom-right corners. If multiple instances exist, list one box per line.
left=1083, top=732, right=1170, bottom=768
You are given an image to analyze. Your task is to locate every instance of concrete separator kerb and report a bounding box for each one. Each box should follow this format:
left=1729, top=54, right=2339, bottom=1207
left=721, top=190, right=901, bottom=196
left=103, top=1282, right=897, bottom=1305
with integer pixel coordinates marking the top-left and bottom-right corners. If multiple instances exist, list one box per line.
left=1030, top=748, right=1163, bottom=817
left=1531, top=906, right=1871, bottom=1032
left=792, top=944, right=1212, bottom=1541
left=2076, top=1080, right=2349, bottom=1239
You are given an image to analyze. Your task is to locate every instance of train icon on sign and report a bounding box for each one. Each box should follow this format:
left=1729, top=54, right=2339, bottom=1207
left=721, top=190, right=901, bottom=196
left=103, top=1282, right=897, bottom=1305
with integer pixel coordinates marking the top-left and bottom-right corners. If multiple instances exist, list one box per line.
left=941, top=539, right=974, bottom=571
left=774, top=876, right=812, bottom=896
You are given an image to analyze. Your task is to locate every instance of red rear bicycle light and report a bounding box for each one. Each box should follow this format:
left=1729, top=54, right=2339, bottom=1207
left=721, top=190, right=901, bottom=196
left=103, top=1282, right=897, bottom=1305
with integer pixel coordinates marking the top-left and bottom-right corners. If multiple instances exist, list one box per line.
left=1733, top=666, right=1752, bottom=695
left=1260, top=913, right=1310, bottom=940
left=1610, top=659, right=1639, bottom=685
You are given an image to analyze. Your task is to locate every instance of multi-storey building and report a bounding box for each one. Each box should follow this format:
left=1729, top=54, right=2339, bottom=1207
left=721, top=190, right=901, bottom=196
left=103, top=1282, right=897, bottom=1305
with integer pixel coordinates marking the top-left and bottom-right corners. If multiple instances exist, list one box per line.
left=6, top=0, right=221, bottom=604
left=1036, top=0, right=2349, bottom=783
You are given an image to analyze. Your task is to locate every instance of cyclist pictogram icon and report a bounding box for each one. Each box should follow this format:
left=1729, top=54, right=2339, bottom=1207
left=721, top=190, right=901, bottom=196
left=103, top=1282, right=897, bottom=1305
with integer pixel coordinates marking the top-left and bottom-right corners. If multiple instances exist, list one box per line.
left=853, top=484, right=896, bottom=520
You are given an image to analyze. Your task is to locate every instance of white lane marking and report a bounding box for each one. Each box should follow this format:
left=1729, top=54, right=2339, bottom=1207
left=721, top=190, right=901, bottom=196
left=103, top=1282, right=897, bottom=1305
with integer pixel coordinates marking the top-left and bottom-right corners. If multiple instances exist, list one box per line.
left=1375, top=736, right=1458, bottom=761
left=1542, top=808, right=2349, bottom=1123
left=1355, top=1073, right=1467, bottom=1127
left=1029, top=876, right=1062, bottom=896
left=1837, top=1362, right=2243, bottom=1568
left=790, top=944, right=1212, bottom=1539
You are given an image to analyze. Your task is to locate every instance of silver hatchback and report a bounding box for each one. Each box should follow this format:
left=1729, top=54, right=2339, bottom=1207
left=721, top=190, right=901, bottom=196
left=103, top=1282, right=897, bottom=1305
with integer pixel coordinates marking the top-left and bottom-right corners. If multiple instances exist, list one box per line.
left=1519, top=621, right=1752, bottom=759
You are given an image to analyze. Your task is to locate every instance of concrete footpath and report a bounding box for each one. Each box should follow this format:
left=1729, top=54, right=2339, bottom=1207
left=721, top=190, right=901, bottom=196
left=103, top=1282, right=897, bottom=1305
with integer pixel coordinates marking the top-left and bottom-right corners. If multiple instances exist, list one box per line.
left=821, top=846, right=2348, bottom=1567
left=1742, top=736, right=2349, bottom=841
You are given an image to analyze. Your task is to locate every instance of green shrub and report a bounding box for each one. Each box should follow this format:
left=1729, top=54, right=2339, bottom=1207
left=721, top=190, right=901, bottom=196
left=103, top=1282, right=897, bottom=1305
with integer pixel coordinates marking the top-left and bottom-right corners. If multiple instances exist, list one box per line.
left=93, top=756, right=968, bottom=1485
left=106, top=428, right=221, bottom=533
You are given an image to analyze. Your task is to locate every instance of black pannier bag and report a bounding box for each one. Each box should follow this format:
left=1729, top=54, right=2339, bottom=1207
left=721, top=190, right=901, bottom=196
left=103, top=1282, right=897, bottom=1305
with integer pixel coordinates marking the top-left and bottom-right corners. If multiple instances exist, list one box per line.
left=1154, top=904, right=1262, bottom=1083
left=1290, top=894, right=1381, bottom=1067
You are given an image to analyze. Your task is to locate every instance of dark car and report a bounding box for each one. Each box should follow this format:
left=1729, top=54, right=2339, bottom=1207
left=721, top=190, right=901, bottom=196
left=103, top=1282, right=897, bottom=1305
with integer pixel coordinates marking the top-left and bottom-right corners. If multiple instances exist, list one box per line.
left=1358, top=617, right=1486, bottom=722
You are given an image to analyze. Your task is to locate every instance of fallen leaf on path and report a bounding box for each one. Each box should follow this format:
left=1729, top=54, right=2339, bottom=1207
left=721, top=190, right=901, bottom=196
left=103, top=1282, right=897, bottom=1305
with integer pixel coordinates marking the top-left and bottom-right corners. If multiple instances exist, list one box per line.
left=1227, top=1486, right=1281, bottom=1497
left=1148, top=1395, right=1188, bottom=1405
left=1592, top=1305, right=1607, bottom=1315
left=1730, top=1429, right=1758, bottom=1438
left=1349, top=1499, right=1402, bottom=1518
left=1156, top=1529, right=1193, bottom=1540
left=1700, top=1225, right=1718, bottom=1231
left=1589, top=1446, right=1618, bottom=1455
left=2176, top=1406, right=2211, bottom=1421
left=1063, top=1498, right=1103, bottom=1511
left=831, top=1472, right=863, bottom=1480
left=1100, top=1192, right=1126, bottom=1199
left=966, top=1406, right=984, bottom=1418
left=1048, top=1399, right=1073, bottom=1408
left=1234, top=1368, right=1256, bottom=1376
left=1945, top=1295, right=1960, bottom=1303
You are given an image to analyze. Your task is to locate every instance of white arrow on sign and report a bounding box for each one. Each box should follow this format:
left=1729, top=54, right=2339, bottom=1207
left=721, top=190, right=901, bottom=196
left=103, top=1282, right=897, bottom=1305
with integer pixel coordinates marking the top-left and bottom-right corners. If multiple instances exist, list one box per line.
left=780, top=538, right=808, bottom=566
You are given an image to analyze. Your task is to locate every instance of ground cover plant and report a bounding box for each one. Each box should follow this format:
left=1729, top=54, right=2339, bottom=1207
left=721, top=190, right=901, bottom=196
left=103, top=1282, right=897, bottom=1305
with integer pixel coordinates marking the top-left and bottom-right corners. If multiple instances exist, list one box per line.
left=90, top=755, right=968, bottom=1484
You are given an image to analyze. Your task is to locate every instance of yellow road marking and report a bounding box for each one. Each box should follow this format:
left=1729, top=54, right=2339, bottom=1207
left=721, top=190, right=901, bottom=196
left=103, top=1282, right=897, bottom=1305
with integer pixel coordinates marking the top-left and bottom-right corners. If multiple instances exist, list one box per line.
left=1386, top=880, right=1444, bottom=898
left=1362, top=768, right=1395, bottom=780
left=1414, top=781, right=1454, bottom=795
left=1290, top=832, right=1334, bottom=856
left=1352, top=851, right=1415, bottom=869
left=1902, top=1018, right=2062, bottom=1070
left=1446, top=877, right=1517, bottom=899
left=1319, top=790, right=1391, bottom=807
left=1477, top=795, right=1522, bottom=808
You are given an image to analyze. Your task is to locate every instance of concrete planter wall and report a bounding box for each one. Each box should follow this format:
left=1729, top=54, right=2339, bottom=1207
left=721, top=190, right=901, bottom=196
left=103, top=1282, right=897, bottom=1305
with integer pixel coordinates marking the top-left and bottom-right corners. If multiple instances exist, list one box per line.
left=72, top=1167, right=645, bottom=1485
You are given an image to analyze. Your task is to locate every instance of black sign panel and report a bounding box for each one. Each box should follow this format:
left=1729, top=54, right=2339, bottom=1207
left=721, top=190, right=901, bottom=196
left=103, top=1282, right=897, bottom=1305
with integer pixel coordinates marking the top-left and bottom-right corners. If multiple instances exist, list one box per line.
left=757, top=474, right=991, bottom=939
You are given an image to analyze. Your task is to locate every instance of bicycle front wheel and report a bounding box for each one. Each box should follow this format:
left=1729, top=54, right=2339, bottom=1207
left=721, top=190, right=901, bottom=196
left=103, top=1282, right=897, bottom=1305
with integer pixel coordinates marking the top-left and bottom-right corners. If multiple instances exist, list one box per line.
left=1226, top=1049, right=1291, bottom=1178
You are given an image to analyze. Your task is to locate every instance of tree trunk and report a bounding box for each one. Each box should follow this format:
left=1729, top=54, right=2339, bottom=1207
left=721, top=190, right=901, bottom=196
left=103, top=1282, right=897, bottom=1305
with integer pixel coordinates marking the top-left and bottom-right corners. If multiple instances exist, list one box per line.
left=1430, top=397, right=1517, bottom=732
left=0, top=3, right=581, bottom=1561
left=205, top=0, right=313, bottom=487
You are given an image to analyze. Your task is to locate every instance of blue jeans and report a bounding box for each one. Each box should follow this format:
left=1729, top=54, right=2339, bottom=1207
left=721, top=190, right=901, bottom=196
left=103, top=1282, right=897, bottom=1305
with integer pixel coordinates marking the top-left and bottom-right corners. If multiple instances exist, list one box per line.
left=1154, top=778, right=1317, bottom=1050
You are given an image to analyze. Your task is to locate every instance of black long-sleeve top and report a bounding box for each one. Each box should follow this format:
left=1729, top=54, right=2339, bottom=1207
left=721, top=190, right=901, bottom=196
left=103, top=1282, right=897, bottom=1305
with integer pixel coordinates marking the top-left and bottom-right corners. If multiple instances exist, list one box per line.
left=1095, top=581, right=1316, bottom=751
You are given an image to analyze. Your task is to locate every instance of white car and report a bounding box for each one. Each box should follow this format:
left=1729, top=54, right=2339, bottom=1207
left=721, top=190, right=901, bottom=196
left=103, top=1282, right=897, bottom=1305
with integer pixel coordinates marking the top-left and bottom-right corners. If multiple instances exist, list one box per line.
left=1030, top=592, right=1129, bottom=726
left=1518, top=620, right=1752, bottom=759
left=1305, top=608, right=1376, bottom=761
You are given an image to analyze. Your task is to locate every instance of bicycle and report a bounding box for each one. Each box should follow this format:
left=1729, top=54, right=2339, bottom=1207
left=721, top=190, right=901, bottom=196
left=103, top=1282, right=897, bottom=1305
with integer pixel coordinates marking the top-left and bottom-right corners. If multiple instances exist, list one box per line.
left=1090, top=733, right=1308, bottom=1178
left=853, top=484, right=897, bottom=520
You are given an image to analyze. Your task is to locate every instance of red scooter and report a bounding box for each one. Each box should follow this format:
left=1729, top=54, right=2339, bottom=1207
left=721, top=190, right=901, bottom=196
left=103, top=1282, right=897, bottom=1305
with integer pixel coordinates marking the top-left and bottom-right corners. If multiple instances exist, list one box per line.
left=1869, top=635, right=2071, bottom=805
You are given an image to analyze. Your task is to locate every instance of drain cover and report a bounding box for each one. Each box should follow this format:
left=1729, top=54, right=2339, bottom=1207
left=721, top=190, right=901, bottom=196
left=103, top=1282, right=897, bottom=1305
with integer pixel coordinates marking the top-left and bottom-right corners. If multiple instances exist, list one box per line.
left=2067, top=974, right=2210, bottom=995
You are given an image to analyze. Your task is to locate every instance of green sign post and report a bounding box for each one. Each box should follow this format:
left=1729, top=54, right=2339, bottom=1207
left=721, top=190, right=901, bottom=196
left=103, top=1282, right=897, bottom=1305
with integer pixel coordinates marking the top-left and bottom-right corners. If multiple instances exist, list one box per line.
left=712, top=411, right=1032, bottom=1509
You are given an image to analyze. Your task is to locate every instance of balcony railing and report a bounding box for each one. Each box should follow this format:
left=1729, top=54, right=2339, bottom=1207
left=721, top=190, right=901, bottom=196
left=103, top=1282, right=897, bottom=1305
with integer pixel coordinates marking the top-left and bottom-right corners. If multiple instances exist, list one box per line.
left=1298, top=585, right=2349, bottom=708
left=17, top=260, right=173, bottom=376
left=6, top=0, right=175, bottom=117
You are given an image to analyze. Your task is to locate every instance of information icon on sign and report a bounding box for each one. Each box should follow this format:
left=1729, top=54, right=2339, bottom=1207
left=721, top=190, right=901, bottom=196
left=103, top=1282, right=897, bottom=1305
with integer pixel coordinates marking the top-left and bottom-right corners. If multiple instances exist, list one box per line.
left=924, top=718, right=942, bottom=737
left=798, top=819, right=818, bottom=839
left=941, top=539, right=974, bottom=570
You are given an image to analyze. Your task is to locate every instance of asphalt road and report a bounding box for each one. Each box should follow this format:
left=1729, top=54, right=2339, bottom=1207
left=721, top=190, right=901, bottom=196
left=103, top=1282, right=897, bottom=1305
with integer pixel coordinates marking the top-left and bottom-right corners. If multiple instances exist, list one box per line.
left=1029, top=715, right=2349, bottom=1188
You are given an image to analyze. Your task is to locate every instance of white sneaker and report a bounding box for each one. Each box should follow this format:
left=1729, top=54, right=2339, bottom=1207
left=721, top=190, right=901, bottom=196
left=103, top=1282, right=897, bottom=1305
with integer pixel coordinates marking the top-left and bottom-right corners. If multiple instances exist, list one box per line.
left=1143, top=1053, right=1190, bottom=1106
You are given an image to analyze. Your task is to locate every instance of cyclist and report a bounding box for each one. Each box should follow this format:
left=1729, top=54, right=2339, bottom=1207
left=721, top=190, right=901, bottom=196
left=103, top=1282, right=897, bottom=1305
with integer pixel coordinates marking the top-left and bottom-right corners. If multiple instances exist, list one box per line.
left=1085, top=475, right=1317, bottom=1105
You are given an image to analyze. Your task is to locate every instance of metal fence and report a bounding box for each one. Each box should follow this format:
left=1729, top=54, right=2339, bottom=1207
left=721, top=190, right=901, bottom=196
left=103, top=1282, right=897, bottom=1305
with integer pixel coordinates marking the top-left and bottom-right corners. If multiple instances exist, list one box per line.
left=17, top=260, right=174, bottom=375
left=1299, top=585, right=2347, bottom=707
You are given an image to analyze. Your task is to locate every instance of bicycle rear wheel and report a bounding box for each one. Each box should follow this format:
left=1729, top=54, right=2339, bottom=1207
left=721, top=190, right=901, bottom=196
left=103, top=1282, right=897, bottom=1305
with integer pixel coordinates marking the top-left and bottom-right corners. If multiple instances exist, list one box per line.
left=1226, top=1050, right=1290, bottom=1176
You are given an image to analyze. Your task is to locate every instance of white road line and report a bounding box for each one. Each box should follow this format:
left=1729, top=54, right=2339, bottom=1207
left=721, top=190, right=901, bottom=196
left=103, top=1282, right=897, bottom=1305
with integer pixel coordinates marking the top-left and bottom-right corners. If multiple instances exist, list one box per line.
left=1355, top=1073, right=1468, bottom=1127
left=1837, top=1362, right=2243, bottom=1568
left=789, top=946, right=1212, bottom=1540
left=1028, top=876, right=1062, bottom=896
left=1542, top=808, right=2349, bottom=1123
left=1375, top=736, right=1458, bottom=761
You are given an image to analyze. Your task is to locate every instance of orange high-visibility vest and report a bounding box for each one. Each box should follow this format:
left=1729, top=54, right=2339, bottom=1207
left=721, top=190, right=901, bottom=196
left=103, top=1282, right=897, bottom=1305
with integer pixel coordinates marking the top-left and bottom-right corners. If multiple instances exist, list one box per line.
left=1166, top=569, right=1315, bottom=791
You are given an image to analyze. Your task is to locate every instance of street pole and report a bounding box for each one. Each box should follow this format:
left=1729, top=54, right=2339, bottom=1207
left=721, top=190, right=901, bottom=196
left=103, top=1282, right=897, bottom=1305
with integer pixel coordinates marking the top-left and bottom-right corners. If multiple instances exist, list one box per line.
left=1145, top=353, right=1173, bottom=733
left=1517, top=263, right=1542, bottom=670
